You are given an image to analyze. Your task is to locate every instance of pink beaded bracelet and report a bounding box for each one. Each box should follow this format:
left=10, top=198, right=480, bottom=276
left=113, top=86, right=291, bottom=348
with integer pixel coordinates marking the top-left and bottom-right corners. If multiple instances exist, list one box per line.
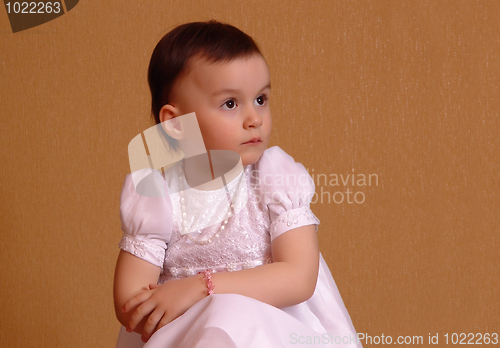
left=199, top=269, right=215, bottom=295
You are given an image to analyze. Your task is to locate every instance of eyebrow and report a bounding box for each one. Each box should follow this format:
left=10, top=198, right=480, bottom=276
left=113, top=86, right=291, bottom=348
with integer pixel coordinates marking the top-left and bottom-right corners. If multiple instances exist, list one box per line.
left=211, top=82, right=271, bottom=97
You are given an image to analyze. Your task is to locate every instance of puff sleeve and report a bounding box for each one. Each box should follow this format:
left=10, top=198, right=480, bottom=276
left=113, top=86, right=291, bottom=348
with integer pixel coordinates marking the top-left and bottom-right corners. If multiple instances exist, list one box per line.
left=117, top=169, right=173, bottom=269
left=256, top=146, right=320, bottom=242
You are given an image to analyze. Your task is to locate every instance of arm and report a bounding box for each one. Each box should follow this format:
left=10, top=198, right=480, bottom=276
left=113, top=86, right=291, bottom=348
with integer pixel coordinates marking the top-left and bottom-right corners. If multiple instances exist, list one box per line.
left=115, top=249, right=208, bottom=342
left=125, top=224, right=320, bottom=341
left=211, top=224, right=319, bottom=307
left=114, top=170, right=173, bottom=337
left=113, top=250, right=161, bottom=334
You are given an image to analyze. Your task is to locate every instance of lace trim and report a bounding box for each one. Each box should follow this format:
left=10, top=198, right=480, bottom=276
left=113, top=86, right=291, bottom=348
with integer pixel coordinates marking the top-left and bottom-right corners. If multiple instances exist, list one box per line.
left=271, top=206, right=320, bottom=235
left=160, top=257, right=272, bottom=281
left=118, top=235, right=166, bottom=268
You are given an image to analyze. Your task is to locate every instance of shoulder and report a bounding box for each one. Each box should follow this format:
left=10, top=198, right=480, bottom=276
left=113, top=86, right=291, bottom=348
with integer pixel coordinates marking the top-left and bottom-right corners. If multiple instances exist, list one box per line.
left=256, top=146, right=306, bottom=173
left=258, top=146, right=295, bottom=163
left=253, top=147, right=320, bottom=241
left=253, top=146, right=315, bottom=207
left=120, top=168, right=173, bottom=233
left=121, top=168, right=169, bottom=202
left=119, top=168, right=174, bottom=268
left=254, top=146, right=311, bottom=186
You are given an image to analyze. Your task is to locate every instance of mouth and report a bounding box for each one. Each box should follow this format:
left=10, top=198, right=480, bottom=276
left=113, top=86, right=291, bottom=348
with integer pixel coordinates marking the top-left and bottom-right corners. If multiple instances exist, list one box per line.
left=242, top=137, right=262, bottom=144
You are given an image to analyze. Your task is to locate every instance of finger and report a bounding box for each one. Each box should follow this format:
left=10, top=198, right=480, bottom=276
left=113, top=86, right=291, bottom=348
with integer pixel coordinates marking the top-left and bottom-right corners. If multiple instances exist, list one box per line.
left=122, top=290, right=153, bottom=313
left=154, top=308, right=183, bottom=334
left=155, top=313, right=173, bottom=333
left=149, top=283, right=160, bottom=290
left=127, top=300, right=157, bottom=332
left=141, top=308, right=165, bottom=341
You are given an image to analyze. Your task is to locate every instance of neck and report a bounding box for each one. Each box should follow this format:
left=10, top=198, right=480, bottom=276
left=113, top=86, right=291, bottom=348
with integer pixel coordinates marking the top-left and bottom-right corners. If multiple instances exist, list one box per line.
left=182, top=151, right=245, bottom=191
left=183, top=153, right=235, bottom=192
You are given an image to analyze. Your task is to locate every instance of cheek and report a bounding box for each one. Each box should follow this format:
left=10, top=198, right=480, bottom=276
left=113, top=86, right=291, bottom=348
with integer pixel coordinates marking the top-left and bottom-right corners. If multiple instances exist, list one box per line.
left=196, top=114, right=216, bottom=134
left=264, top=114, right=272, bottom=134
left=199, top=120, right=231, bottom=145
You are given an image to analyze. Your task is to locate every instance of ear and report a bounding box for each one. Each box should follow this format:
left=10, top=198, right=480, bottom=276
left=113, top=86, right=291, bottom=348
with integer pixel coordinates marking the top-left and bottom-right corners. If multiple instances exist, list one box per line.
left=159, top=104, right=184, bottom=140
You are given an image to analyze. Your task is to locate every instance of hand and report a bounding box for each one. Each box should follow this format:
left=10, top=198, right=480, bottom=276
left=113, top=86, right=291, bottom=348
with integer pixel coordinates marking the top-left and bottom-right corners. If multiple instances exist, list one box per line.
left=122, top=274, right=207, bottom=342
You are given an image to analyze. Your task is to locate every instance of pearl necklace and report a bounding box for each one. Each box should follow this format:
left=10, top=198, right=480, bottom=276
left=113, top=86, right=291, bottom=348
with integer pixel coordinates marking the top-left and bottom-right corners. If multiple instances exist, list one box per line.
left=179, top=160, right=234, bottom=245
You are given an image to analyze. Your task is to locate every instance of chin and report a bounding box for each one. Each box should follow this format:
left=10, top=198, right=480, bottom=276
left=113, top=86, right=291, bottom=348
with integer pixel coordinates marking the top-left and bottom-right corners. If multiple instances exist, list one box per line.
left=241, top=153, right=263, bottom=166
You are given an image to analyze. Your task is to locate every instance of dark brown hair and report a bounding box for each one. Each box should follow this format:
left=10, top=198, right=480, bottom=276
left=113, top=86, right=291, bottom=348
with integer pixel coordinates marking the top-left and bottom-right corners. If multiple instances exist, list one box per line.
left=148, top=20, right=263, bottom=151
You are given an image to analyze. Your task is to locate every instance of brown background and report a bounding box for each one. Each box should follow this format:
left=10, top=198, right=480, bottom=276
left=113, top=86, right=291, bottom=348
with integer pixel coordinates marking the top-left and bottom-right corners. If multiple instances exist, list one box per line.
left=1, top=1, right=498, bottom=347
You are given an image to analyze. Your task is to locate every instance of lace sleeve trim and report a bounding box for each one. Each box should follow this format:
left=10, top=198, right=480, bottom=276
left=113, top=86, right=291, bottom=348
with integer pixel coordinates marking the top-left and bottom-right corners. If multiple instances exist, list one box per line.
left=270, top=206, right=320, bottom=241
left=118, top=235, right=166, bottom=269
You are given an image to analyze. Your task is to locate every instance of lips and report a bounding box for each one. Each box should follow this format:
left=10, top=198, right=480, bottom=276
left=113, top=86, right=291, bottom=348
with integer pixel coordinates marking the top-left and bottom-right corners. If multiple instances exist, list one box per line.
left=242, top=137, right=261, bottom=144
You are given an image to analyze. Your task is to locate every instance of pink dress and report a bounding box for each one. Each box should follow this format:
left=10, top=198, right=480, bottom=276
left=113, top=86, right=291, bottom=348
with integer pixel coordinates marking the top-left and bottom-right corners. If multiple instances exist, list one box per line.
left=116, top=146, right=362, bottom=348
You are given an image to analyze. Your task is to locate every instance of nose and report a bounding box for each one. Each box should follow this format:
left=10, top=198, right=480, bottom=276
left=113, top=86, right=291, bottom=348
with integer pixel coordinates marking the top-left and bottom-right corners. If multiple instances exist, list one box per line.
left=243, top=106, right=263, bottom=129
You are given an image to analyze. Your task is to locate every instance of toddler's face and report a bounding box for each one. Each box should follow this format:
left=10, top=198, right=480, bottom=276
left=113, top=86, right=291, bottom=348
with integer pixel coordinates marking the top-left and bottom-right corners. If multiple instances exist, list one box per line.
left=168, top=53, right=272, bottom=166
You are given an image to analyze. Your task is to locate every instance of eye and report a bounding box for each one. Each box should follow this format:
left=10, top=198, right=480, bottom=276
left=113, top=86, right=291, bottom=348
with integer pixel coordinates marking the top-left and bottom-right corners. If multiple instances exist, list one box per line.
left=255, top=95, right=268, bottom=106
left=222, top=99, right=237, bottom=110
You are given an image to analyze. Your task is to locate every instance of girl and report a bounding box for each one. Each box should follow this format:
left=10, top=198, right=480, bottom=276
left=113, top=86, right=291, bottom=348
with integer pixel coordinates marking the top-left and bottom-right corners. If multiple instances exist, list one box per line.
left=114, top=20, right=362, bottom=348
